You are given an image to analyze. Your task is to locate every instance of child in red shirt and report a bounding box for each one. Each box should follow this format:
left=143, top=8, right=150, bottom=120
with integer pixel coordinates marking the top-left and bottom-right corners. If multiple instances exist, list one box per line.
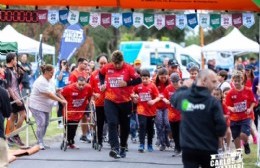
left=225, top=70, right=256, bottom=154
left=132, top=69, right=161, bottom=153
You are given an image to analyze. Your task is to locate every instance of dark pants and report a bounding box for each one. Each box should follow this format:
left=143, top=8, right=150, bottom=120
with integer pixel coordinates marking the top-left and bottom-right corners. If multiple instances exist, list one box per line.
left=254, top=103, right=260, bottom=130
left=138, top=115, right=155, bottom=145
left=182, top=149, right=216, bottom=168
left=104, top=99, right=132, bottom=151
left=58, top=102, right=63, bottom=124
left=170, top=121, right=181, bottom=151
left=96, top=106, right=106, bottom=145
left=130, top=112, right=138, bottom=138
left=66, top=120, right=79, bottom=145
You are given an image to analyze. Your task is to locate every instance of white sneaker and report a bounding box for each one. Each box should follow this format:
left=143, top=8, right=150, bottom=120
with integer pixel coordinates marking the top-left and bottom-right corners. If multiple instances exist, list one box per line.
left=57, top=123, right=64, bottom=129
left=39, top=143, right=45, bottom=150
left=172, top=150, right=181, bottom=157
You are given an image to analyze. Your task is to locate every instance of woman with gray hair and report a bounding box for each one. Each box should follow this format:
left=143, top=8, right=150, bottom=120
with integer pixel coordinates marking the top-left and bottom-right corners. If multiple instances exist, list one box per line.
left=29, top=64, right=67, bottom=150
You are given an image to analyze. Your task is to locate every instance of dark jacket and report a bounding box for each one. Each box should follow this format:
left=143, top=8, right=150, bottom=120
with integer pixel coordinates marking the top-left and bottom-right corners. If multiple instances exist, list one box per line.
left=170, top=84, right=226, bottom=152
left=0, top=87, right=11, bottom=139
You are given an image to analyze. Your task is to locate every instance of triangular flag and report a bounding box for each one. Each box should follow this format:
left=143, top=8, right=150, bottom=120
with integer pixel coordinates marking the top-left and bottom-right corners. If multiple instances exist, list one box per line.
left=111, top=13, right=122, bottom=29
left=165, top=14, right=175, bottom=30
left=199, top=13, right=210, bottom=28
left=48, top=10, right=59, bottom=25
left=176, top=14, right=187, bottom=30
left=122, top=12, right=133, bottom=28
left=89, top=12, right=101, bottom=28
left=37, top=10, right=48, bottom=25
left=186, top=13, right=198, bottom=29
left=154, top=14, right=165, bottom=30
left=232, top=13, right=243, bottom=29
left=133, top=12, right=143, bottom=28
left=243, top=13, right=255, bottom=29
left=67, top=10, right=79, bottom=25
left=143, top=13, right=154, bottom=29
left=101, top=13, right=111, bottom=28
left=221, top=14, right=232, bottom=29
left=59, top=10, right=69, bottom=25
left=79, top=12, right=90, bottom=27
left=210, top=14, right=221, bottom=29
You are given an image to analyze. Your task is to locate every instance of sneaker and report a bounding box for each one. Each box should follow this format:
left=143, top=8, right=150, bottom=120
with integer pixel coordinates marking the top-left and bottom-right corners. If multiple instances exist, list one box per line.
left=87, top=133, right=92, bottom=142
left=43, top=144, right=51, bottom=149
left=7, top=137, right=15, bottom=146
left=159, top=145, right=166, bottom=151
left=109, top=149, right=121, bottom=159
left=14, top=135, right=25, bottom=146
left=120, top=147, right=126, bottom=158
left=244, top=143, right=251, bottom=154
left=131, top=137, right=137, bottom=144
left=68, top=144, right=80, bottom=149
left=172, top=149, right=182, bottom=157
left=138, top=144, right=145, bottom=153
left=147, top=144, right=153, bottom=152
left=80, top=135, right=88, bottom=143
left=103, top=136, right=109, bottom=142
left=39, top=143, right=45, bottom=150
left=97, top=144, right=102, bottom=151
left=253, top=136, right=258, bottom=144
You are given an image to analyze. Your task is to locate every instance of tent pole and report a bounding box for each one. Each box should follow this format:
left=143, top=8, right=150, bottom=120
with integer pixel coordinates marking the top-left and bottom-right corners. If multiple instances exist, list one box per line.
left=200, top=26, right=205, bottom=69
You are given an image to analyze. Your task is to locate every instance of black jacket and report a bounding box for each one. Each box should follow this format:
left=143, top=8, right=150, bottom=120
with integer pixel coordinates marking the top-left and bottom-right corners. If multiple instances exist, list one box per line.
left=170, top=84, right=226, bottom=152
left=0, top=87, right=11, bottom=139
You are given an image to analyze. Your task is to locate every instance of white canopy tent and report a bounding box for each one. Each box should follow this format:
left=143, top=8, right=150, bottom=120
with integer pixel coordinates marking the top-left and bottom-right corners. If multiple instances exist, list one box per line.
left=0, top=25, right=55, bottom=64
left=202, top=28, right=259, bottom=53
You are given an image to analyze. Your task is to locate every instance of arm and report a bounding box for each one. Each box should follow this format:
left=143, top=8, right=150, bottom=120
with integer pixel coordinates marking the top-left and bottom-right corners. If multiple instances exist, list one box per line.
left=42, top=92, right=67, bottom=105
left=0, top=88, right=11, bottom=118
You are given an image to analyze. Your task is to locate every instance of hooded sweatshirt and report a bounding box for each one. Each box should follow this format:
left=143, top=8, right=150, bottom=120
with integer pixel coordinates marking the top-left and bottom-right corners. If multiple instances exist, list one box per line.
left=170, top=84, right=226, bottom=152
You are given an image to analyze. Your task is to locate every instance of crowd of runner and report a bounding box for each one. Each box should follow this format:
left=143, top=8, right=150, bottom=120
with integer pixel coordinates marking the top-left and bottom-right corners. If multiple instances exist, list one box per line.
left=0, top=51, right=259, bottom=167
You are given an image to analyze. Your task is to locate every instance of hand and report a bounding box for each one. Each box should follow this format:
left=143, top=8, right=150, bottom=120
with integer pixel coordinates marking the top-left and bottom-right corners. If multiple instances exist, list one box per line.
left=93, top=93, right=101, bottom=99
left=147, top=100, right=155, bottom=106
left=61, top=99, right=67, bottom=106
left=100, top=84, right=106, bottom=92
left=228, top=107, right=235, bottom=112
left=118, top=80, right=127, bottom=87
left=246, top=108, right=252, bottom=114
left=16, top=100, right=23, bottom=106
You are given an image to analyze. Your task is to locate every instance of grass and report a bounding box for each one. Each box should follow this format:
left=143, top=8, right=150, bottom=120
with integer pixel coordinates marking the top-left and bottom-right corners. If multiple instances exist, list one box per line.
left=244, top=144, right=258, bottom=168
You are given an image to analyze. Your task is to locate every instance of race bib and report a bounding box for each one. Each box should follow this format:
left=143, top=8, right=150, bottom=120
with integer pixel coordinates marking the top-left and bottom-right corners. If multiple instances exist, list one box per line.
left=72, top=98, right=85, bottom=107
left=63, top=76, right=69, bottom=85
left=139, top=92, right=152, bottom=102
left=108, top=77, right=123, bottom=88
left=234, top=101, right=247, bottom=113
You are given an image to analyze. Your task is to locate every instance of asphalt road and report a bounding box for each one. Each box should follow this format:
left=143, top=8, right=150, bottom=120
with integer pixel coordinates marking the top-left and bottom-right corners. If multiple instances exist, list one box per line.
left=9, top=135, right=183, bottom=168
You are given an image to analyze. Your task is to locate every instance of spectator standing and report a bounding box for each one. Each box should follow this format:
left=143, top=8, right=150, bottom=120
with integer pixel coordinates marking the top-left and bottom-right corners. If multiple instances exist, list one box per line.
left=20, top=54, right=32, bottom=98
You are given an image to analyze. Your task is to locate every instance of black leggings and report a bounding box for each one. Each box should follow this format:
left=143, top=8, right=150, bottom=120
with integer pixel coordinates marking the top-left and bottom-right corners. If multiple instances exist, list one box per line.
left=96, top=106, right=106, bottom=145
left=104, top=99, right=132, bottom=150
left=138, top=115, right=154, bottom=145
left=57, top=102, right=63, bottom=124
left=170, top=121, right=181, bottom=151
left=66, top=120, right=79, bottom=145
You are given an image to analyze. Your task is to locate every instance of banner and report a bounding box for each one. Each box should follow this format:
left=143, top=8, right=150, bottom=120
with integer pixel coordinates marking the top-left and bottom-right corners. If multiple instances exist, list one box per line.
left=199, top=13, right=210, bottom=28
left=221, top=14, right=232, bottom=29
left=154, top=14, right=165, bottom=30
left=111, top=13, right=123, bottom=28
left=67, top=10, right=79, bottom=25
left=186, top=13, right=198, bottom=29
left=101, top=13, right=112, bottom=28
left=59, top=10, right=69, bottom=25
left=37, top=10, right=48, bottom=24
left=79, top=12, right=90, bottom=27
left=58, top=24, right=86, bottom=61
left=143, top=13, right=154, bottom=29
left=176, top=14, right=187, bottom=30
left=232, top=13, right=243, bottom=28
left=89, top=12, right=101, bottom=28
left=48, top=10, right=59, bottom=25
left=242, top=13, right=255, bottom=28
left=210, top=14, right=221, bottom=29
left=122, top=12, right=133, bottom=28
left=165, top=14, right=175, bottom=30
left=133, top=12, right=143, bottom=28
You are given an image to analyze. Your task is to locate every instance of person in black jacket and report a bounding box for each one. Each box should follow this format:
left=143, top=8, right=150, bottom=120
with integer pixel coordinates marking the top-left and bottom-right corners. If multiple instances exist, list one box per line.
left=170, top=69, right=226, bottom=168
left=0, top=86, right=12, bottom=168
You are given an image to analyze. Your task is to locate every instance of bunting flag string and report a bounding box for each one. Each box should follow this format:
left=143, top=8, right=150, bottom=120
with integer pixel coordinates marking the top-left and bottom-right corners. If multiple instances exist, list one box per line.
left=0, top=9, right=256, bottom=30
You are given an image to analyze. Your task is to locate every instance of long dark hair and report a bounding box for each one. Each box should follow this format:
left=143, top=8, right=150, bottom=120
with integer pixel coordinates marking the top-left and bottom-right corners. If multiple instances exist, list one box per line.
left=155, top=67, right=170, bottom=86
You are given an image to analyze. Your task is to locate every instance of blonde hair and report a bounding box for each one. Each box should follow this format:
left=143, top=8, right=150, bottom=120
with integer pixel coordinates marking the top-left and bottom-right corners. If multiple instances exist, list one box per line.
left=231, top=70, right=243, bottom=79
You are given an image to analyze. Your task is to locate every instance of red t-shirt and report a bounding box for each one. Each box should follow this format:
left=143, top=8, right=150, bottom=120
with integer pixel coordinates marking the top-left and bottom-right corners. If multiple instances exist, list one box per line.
left=99, top=62, right=140, bottom=103
left=133, top=82, right=159, bottom=116
left=155, top=82, right=168, bottom=109
left=61, top=83, right=93, bottom=121
left=89, top=70, right=105, bottom=107
left=222, top=102, right=230, bottom=127
left=163, top=84, right=181, bottom=122
left=69, top=69, right=89, bottom=84
left=225, top=87, right=256, bottom=121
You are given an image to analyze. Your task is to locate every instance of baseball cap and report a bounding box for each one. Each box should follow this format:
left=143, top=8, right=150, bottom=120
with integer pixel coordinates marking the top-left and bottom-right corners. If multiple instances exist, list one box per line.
left=245, top=64, right=254, bottom=70
left=170, top=73, right=180, bottom=83
left=168, top=59, right=179, bottom=67
left=236, top=64, right=245, bottom=71
left=134, top=59, right=141, bottom=65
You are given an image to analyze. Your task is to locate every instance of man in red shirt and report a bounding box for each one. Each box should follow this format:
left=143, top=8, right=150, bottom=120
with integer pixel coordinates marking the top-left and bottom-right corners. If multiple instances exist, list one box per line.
left=69, top=58, right=91, bottom=143
left=226, top=70, right=256, bottom=154
left=99, top=50, right=141, bottom=158
left=61, top=76, right=93, bottom=149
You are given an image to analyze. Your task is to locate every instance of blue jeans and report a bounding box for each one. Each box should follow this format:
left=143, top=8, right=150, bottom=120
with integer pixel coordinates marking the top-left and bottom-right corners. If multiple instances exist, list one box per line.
left=155, top=109, right=171, bottom=147
left=130, top=112, right=138, bottom=138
